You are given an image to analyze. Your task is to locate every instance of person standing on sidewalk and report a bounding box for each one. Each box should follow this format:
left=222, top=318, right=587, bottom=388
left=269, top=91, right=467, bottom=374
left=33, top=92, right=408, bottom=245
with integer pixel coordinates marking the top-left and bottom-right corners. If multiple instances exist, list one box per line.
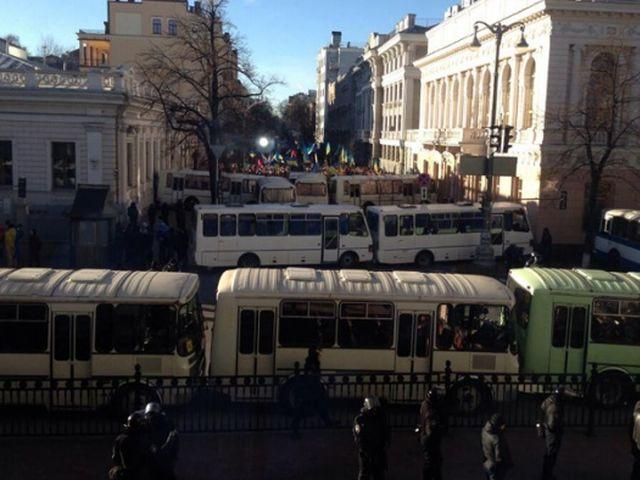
left=4, top=221, right=16, bottom=267
left=417, top=389, right=444, bottom=480
left=632, top=400, right=640, bottom=480
left=538, top=388, right=564, bottom=480
left=353, top=396, right=391, bottom=480
left=482, top=413, right=513, bottom=480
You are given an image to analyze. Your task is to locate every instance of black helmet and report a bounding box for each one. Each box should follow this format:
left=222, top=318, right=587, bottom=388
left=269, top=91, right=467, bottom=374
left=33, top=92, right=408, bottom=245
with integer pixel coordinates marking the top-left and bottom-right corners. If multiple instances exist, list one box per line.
left=363, top=396, right=381, bottom=411
left=553, top=387, right=565, bottom=398
left=426, top=389, right=439, bottom=403
left=489, top=413, right=506, bottom=430
left=125, top=411, right=144, bottom=431
left=144, top=402, right=162, bottom=416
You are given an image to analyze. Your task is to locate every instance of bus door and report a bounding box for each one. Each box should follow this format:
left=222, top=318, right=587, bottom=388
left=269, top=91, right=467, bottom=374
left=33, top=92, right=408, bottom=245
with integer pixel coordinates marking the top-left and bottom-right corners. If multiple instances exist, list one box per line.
left=395, top=312, right=433, bottom=401
left=322, top=217, right=340, bottom=263
left=549, top=304, right=588, bottom=375
left=490, top=213, right=505, bottom=257
left=52, top=313, right=92, bottom=380
left=236, top=309, right=276, bottom=377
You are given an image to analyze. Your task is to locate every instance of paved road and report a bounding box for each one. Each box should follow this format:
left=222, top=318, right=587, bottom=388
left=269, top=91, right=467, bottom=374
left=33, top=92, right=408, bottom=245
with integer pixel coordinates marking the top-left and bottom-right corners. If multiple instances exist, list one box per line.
left=0, top=427, right=632, bottom=479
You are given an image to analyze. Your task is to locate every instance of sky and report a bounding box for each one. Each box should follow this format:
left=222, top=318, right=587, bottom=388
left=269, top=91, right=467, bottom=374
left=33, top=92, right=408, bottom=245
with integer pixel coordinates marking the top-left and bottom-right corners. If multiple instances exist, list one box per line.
left=0, top=0, right=454, bottom=104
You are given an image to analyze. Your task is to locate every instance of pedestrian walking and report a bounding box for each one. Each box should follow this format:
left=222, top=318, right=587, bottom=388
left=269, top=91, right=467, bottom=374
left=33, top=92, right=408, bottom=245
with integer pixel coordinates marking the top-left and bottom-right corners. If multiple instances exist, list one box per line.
left=539, top=228, right=553, bottom=265
left=28, top=229, right=42, bottom=267
left=417, top=389, right=444, bottom=480
left=632, top=400, right=640, bottom=480
left=144, top=402, right=179, bottom=480
left=109, top=411, right=151, bottom=480
left=353, top=396, right=391, bottom=480
left=4, top=221, right=16, bottom=267
left=482, top=413, right=513, bottom=480
left=538, top=388, right=564, bottom=480
left=127, top=202, right=139, bottom=227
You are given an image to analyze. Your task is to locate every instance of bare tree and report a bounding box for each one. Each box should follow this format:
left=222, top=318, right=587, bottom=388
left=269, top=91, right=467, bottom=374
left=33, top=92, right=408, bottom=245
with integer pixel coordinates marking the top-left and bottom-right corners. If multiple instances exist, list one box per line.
left=280, top=94, right=316, bottom=144
left=552, top=45, right=640, bottom=266
left=138, top=0, right=279, bottom=203
left=38, top=35, right=66, bottom=58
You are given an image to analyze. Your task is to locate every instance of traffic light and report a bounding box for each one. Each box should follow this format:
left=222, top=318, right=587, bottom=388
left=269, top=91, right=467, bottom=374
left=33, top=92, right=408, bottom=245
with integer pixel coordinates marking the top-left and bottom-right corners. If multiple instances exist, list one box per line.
left=501, top=125, right=514, bottom=153
left=488, top=125, right=502, bottom=151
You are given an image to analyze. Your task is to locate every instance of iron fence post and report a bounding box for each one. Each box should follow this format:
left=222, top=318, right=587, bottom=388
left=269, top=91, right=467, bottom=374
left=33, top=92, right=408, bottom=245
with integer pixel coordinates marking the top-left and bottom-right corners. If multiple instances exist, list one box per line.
left=134, top=363, right=142, bottom=412
left=444, top=360, right=452, bottom=394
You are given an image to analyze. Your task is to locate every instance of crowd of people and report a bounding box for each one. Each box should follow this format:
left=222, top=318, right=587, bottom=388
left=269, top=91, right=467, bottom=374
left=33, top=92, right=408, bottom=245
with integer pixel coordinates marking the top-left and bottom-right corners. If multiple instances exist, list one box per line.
left=109, top=402, right=179, bottom=480
left=0, top=220, right=42, bottom=268
left=111, top=201, right=190, bottom=272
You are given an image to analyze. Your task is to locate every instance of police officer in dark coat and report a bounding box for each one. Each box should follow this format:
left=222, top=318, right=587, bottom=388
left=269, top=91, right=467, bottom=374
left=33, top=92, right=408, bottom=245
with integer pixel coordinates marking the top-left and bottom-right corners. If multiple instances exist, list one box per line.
left=631, top=400, right=640, bottom=480
left=145, top=402, right=179, bottom=480
left=353, top=396, right=391, bottom=480
left=417, top=389, right=444, bottom=480
left=482, top=413, right=513, bottom=480
left=109, top=411, right=150, bottom=480
left=538, top=388, right=564, bottom=480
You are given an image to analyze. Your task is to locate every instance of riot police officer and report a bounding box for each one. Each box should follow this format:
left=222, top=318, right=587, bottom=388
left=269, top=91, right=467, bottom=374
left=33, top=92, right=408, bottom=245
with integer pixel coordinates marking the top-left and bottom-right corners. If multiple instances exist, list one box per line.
left=631, top=400, right=640, bottom=480
left=538, top=388, right=564, bottom=480
left=110, top=411, right=150, bottom=480
left=482, top=413, right=513, bottom=480
left=417, top=389, right=444, bottom=480
left=353, top=396, right=391, bottom=480
left=145, top=402, right=179, bottom=480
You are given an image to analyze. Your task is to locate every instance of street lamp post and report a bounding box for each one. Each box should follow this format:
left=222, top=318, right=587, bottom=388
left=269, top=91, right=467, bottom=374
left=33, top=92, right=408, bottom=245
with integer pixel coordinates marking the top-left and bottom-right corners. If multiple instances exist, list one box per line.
left=470, top=20, right=528, bottom=268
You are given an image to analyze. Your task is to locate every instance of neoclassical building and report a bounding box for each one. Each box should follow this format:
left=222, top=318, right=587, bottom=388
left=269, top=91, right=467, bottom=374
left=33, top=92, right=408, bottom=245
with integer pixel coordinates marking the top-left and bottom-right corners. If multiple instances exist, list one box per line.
left=363, top=14, right=429, bottom=173
left=406, top=0, right=640, bottom=243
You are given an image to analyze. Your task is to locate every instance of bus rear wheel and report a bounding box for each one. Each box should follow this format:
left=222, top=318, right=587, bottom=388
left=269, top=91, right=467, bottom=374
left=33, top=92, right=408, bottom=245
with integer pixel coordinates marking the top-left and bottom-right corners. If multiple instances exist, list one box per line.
left=589, top=370, right=633, bottom=408
left=339, top=252, right=359, bottom=268
left=238, top=253, right=261, bottom=268
left=446, top=378, right=491, bottom=416
left=415, top=251, right=434, bottom=269
left=111, top=384, right=161, bottom=419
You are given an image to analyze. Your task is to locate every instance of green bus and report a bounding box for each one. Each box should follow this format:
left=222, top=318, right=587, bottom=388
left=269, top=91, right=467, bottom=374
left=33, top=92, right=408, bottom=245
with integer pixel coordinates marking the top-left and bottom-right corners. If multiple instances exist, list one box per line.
left=507, top=268, right=640, bottom=404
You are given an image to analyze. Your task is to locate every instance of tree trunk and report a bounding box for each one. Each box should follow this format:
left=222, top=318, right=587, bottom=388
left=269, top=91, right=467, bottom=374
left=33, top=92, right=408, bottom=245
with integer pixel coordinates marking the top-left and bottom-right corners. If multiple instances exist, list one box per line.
left=207, top=147, right=218, bottom=204
left=582, top=174, right=601, bottom=268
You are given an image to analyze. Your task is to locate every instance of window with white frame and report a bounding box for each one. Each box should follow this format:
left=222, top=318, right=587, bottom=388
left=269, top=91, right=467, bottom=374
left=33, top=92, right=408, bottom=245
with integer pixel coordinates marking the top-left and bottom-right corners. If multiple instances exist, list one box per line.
left=168, top=19, right=177, bottom=36
left=51, top=142, right=76, bottom=189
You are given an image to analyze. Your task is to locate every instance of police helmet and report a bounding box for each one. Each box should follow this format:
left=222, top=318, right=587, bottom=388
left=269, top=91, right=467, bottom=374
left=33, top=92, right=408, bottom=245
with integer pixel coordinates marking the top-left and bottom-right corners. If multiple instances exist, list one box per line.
left=363, top=396, right=381, bottom=411
left=553, top=386, right=565, bottom=398
left=489, top=413, right=506, bottom=429
left=125, top=411, right=144, bottom=430
left=426, top=388, right=439, bottom=402
left=144, top=402, right=162, bottom=416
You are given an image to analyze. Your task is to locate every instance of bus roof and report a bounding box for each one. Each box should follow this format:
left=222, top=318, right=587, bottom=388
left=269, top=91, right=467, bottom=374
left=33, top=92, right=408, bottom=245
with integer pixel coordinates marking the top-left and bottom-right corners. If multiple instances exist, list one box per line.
left=257, top=176, right=295, bottom=188
left=294, top=174, right=327, bottom=184
left=603, top=209, right=640, bottom=221
left=367, top=202, right=525, bottom=214
left=217, top=268, right=515, bottom=306
left=508, top=268, right=640, bottom=297
left=0, top=269, right=199, bottom=304
left=195, top=203, right=364, bottom=214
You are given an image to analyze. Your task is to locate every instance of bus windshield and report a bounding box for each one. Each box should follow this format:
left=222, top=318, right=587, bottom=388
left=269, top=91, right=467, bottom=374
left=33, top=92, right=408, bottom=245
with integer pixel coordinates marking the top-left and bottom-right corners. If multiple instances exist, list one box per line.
left=262, top=188, right=295, bottom=203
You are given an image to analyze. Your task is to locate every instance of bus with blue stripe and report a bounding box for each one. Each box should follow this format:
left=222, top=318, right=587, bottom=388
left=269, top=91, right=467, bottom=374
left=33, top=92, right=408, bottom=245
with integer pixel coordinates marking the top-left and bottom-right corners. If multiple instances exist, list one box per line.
left=594, top=209, right=640, bottom=271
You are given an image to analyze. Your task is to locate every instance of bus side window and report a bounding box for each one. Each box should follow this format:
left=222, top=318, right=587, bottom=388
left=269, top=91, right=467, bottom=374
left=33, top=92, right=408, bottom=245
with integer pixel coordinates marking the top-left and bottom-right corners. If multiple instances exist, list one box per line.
left=220, top=214, right=237, bottom=237
left=96, top=304, right=114, bottom=353
left=552, top=306, right=568, bottom=347
left=239, top=310, right=255, bottom=354
left=415, top=214, right=429, bottom=235
left=0, top=303, right=48, bottom=354
left=202, top=214, right=218, bottom=237
left=400, top=215, right=414, bottom=236
left=258, top=311, right=275, bottom=355
left=397, top=314, right=412, bottom=357
left=341, top=213, right=368, bottom=237
left=384, top=215, right=398, bottom=237
left=436, top=304, right=453, bottom=350
left=238, top=214, right=256, bottom=237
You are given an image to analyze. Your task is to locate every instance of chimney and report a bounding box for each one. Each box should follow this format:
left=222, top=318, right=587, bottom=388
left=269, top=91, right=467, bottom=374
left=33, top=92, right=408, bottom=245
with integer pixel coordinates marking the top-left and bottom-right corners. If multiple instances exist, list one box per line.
left=194, top=1, right=202, bottom=14
left=406, top=14, right=416, bottom=29
left=331, top=31, right=341, bottom=48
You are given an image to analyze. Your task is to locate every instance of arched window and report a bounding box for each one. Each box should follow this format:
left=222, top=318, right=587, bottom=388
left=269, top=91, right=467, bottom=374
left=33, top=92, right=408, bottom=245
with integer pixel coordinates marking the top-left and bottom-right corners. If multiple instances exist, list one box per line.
left=465, top=75, right=475, bottom=128
left=587, top=52, right=616, bottom=129
left=501, top=64, right=512, bottom=125
left=451, top=79, right=460, bottom=128
left=481, top=70, right=491, bottom=127
left=523, top=58, right=536, bottom=129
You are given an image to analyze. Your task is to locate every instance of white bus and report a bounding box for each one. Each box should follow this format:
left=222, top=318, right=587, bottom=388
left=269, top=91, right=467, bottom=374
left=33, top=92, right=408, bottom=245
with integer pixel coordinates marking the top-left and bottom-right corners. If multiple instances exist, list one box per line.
left=257, top=176, right=297, bottom=204
left=594, top=209, right=640, bottom=270
left=193, top=204, right=373, bottom=268
left=329, top=174, right=426, bottom=208
left=367, top=202, right=533, bottom=267
left=0, top=268, right=205, bottom=409
left=159, top=169, right=212, bottom=207
left=293, top=173, right=328, bottom=204
left=212, top=267, right=517, bottom=405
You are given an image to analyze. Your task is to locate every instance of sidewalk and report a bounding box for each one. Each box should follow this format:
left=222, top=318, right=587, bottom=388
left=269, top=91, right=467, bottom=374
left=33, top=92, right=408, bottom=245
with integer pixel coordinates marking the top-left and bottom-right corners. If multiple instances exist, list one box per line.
left=0, top=427, right=632, bottom=479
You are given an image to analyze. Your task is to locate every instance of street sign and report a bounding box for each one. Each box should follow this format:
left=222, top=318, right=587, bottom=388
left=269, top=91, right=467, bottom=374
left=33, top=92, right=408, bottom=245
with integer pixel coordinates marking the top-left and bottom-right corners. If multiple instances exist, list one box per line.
left=18, top=177, right=26, bottom=198
left=459, top=155, right=486, bottom=175
left=210, top=144, right=226, bottom=158
left=459, top=154, right=517, bottom=177
left=491, top=154, right=518, bottom=176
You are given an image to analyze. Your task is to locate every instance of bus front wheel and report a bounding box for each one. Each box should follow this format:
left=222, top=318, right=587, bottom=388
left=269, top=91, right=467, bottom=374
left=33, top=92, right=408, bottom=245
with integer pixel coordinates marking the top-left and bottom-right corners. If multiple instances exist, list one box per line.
left=238, top=254, right=261, bottom=268
left=339, top=252, right=359, bottom=268
left=446, top=378, right=491, bottom=416
left=111, top=384, right=161, bottom=418
left=416, top=251, right=434, bottom=268
left=589, top=370, right=633, bottom=408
